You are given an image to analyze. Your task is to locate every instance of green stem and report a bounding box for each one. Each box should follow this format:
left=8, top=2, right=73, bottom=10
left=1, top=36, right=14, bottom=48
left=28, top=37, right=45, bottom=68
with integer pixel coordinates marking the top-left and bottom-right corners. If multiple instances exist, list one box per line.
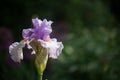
left=38, top=73, right=43, bottom=80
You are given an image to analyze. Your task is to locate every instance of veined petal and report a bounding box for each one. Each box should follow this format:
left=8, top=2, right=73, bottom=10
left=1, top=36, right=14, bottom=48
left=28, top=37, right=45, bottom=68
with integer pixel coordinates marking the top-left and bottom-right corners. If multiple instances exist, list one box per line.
left=38, top=38, right=63, bottom=59
left=9, top=42, right=25, bottom=62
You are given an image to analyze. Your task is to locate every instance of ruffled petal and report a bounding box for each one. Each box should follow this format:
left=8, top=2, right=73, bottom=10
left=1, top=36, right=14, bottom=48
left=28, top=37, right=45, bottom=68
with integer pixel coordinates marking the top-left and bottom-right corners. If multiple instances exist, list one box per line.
left=22, top=28, right=34, bottom=40
left=9, top=42, right=25, bottom=62
left=32, top=18, right=42, bottom=28
left=38, top=38, right=63, bottom=59
left=32, top=18, right=53, bottom=40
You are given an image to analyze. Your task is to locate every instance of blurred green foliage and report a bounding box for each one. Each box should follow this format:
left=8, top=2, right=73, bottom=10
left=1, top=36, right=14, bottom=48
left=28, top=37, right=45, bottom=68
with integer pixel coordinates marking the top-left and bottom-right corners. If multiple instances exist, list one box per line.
left=0, top=0, right=120, bottom=80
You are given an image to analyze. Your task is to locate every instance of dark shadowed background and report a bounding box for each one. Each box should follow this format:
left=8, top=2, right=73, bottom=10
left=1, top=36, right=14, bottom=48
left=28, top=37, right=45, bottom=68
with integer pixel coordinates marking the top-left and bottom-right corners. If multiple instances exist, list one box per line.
left=0, top=0, right=120, bottom=80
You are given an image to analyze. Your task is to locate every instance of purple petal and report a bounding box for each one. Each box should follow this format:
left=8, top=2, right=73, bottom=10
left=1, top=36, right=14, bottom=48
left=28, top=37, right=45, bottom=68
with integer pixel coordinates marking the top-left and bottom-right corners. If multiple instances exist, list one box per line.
left=22, top=28, right=34, bottom=40
left=32, top=18, right=53, bottom=40
left=32, top=18, right=42, bottom=28
left=23, top=18, right=53, bottom=41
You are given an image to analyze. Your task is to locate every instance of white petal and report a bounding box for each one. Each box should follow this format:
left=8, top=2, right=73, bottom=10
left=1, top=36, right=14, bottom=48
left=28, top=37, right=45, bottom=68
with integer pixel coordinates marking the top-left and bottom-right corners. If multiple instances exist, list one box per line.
left=26, top=39, right=36, bottom=54
left=31, top=50, right=35, bottom=54
left=38, top=38, right=63, bottom=59
left=9, top=42, right=25, bottom=62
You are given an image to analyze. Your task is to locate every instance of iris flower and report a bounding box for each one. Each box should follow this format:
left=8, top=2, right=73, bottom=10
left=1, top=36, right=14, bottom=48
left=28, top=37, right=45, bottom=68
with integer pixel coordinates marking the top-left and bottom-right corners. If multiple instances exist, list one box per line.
left=9, top=18, right=63, bottom=75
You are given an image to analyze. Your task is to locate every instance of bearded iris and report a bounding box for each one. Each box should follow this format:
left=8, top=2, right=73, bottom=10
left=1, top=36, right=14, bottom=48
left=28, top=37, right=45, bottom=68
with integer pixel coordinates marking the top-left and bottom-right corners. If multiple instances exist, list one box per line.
left=9, top=18, right=63, bottom=80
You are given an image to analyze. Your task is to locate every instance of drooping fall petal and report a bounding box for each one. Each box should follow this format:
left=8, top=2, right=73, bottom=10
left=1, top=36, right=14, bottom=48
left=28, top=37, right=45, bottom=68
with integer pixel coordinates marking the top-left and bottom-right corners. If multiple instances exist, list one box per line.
left=9, top=42, right=25, bottom=62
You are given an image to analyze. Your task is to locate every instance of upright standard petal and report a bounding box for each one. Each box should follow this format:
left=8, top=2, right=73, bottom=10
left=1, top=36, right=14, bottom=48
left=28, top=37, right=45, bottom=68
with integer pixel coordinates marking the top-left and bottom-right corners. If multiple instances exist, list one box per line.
left=32, top=18, right=53, bottom=40
left=22, top=28, right=34, bottom=40
left=39, top=38, right=64, bottom=59
left=9, top=42, right=25, bottom=62
left=32, top=18, right=42, bottom=28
